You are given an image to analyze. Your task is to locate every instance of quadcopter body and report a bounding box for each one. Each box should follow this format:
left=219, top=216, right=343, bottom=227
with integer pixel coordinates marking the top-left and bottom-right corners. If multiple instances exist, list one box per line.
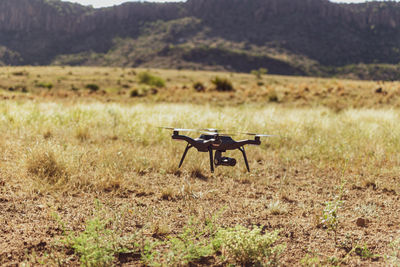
left=162, top=128, right=273, bottom=172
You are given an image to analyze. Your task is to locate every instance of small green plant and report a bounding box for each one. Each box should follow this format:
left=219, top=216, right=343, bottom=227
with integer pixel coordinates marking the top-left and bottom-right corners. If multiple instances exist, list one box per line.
left=166, top=230, right=215, bottom=265
left=36, top=82, right=53, bottom=90
left=354, top=244, right=379, bottom=260
left=59, top=202, right=136, bottom=267
left=214, top=225, right=284, bottom=266
left=300, top=253, right=322, bottom=266
left=85, top=84, right=100, bottom=92
left=320, top=197, right=342, bottom=242
left=138, top=72, right=165, bottom=88
left=164, top=217, right=217, bottom=265
left=211, top=76, right=234, bottom=92
left=141, top=213, right=222, bottom=266
left=67, top=217, right=116, bottom=266
left=387, top=237, right=400, bottom=265
left=251, top=68, right=268, bottom=79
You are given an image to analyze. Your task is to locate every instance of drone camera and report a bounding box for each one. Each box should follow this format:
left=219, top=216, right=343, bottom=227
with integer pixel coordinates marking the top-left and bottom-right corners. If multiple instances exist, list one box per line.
left=215, top=157, right=237, bottom=167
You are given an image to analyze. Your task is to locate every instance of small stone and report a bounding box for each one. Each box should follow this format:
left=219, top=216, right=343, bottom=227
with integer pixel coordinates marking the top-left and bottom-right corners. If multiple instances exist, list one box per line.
left=356, top=217, right=369, bottom=227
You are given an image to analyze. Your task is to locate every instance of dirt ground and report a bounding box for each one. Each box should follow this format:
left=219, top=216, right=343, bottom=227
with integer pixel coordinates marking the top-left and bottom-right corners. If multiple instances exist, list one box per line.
left=1, top=159, right=399, bottom=265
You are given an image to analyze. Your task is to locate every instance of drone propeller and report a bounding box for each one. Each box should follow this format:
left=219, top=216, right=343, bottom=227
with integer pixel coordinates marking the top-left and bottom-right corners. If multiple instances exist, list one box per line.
left=238, top=132, right=277, bottom=137
left=208, top=132, right=238, bottom=137
left=158, top=127, right=201, bottom=132
left=159, top=127, right=235, bottom=135
left=197, top=128, right=226, bottom=133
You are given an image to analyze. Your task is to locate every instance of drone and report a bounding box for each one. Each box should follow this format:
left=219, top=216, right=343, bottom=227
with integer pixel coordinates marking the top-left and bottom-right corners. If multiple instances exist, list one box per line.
left=160, top=127, right=274, bottom=172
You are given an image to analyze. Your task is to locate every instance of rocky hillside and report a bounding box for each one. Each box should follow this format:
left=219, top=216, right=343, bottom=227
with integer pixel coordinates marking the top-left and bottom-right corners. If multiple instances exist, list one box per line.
left=1, top=0, right=400, bottom=79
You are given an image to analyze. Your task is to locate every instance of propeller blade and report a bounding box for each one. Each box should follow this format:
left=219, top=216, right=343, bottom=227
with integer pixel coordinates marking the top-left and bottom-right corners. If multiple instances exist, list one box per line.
left=197, top=128, right=223, bottom=132
left=158, top=127, right=201, bottom=132
left=200, top=131, right=237, bottom=137
left=200, top=131, right=220, bottom=135
left=239, top=132, right=277, bottom=137
left=256, top=134, right=277, bottom=137
left=159, top=127, right=237, bottom=136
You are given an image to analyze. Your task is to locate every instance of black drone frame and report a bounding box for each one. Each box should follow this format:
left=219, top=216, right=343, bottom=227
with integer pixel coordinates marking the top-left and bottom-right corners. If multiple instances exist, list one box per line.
left=170, top=129, right=265, bottom=172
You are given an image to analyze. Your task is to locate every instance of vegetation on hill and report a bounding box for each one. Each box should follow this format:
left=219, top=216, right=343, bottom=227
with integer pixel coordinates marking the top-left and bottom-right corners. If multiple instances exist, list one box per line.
left=2, top=0, right=400, bottom=80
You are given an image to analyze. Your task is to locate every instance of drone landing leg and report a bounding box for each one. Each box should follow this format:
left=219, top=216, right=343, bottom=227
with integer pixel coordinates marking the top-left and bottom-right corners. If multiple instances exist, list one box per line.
left=238, top=147, right=250, bottom=172
left=208, top=148, right=214, bottom=173
left=179, top=144, right=192, bottom=168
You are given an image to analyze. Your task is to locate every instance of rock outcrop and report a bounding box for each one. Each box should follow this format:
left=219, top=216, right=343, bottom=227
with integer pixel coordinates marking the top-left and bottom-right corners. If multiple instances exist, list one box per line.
left=0, top=0, right=400, bottom=74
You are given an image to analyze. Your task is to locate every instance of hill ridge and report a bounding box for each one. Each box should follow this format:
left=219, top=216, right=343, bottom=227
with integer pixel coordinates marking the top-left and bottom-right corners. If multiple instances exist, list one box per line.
left=1, top=0, right=400, bottom=79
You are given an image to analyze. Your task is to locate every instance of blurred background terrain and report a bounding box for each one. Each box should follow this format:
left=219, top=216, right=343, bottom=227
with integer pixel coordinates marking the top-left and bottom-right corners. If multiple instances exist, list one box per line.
left=2, top=0, right=400, bottom=80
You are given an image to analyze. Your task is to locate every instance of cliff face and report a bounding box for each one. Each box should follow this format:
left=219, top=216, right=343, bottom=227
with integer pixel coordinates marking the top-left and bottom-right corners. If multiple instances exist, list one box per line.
left=0, top=0, right=400, bottom=73
left=0, top=0, right=89, bottom=33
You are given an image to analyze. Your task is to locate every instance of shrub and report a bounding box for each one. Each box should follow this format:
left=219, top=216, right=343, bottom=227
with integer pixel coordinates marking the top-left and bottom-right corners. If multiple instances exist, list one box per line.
left=268, top=89, right=279, bottom=102
left=130, top=89, right=140, bottom=97
left=138, top=72, right=165, bottom=88
left=26, top=150, right=67, bottom=184
left=251, top=68, right=268, bottom=79
left=130, top=86, right=156, bottom=98
left=214, top=225, right=284, bottom=266
left=267, top=200, right=288, bottom=215
left=211, top=76, right=234, bottom=92
left=75, top=126, right=90, bottom=142
left=66, top=217, right=116, bottom=266
left=60, top=203, right=136, bottom=267
left=36, top=82, right=53, bottom=90
left=141, top=216, right=220, bottom=266
left=161, top=218, right=216, bottom=265
left=85, top=83, right=100, bottom=92
left=193, top=81, right=205, bottom=92
left=12, top=71, right=28, bottom=76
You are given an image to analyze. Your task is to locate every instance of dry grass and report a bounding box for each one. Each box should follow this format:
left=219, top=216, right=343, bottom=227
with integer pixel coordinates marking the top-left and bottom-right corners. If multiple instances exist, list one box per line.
left=4, top=101, right=399, bottom=195
left=1, top=66, right=400, bottom=109
left=26, top=148, right=68, bottom=185
left=1, top=67, right=400, bottom=266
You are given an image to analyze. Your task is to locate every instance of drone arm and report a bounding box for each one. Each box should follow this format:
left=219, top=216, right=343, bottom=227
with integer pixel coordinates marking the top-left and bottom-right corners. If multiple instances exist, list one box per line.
left=228, top=138, right=261, bottom=150
left=173, top=134, right=216, bottom=152
left=172, top=134, right=197, bottom=146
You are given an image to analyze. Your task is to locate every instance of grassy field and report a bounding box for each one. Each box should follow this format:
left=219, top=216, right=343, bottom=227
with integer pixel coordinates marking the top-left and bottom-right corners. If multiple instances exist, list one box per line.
left=2, top=66, right=400, bottom=109
left=1, top=67, right=400, bottom=266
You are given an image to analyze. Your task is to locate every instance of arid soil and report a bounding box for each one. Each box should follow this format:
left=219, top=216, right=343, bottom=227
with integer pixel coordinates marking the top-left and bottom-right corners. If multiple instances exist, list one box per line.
left=1, top=158, right=399, bottom=265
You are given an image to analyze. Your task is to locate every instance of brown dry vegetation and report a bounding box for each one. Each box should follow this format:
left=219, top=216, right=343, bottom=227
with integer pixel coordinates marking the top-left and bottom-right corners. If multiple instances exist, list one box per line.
left=1, top=66, right=400, bottom=109
left=0, top=66, right=400, bottom=266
